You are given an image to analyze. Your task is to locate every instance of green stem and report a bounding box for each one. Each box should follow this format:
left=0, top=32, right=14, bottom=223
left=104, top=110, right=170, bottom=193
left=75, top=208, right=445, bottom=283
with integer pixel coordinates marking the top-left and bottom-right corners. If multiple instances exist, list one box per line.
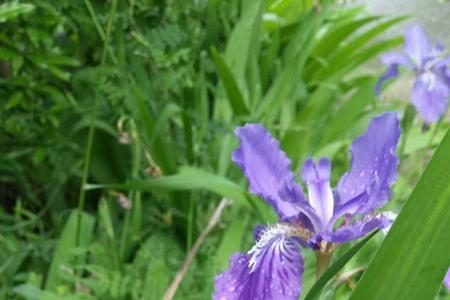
left=399, top=104, right=416, bottom=159
left=316, top=250, right=332, bottom=279
left=76, top=0, right=117, bottom=247
left=187, top=193, right=194, bottom=251
left=426, top=118, right=442, bottom=149
left=120, top=120, right=141, bottom=261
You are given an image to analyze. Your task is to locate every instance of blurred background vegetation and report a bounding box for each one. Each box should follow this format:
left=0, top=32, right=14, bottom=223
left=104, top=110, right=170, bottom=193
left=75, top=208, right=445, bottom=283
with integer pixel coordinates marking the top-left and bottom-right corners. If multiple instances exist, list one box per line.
left=0, top=0, right=449, bottom=299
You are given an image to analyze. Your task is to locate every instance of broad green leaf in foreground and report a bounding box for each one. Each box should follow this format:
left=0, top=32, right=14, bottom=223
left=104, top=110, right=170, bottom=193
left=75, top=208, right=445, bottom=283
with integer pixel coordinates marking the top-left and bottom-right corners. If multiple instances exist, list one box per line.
left=349, top=129, right=450, bottom=300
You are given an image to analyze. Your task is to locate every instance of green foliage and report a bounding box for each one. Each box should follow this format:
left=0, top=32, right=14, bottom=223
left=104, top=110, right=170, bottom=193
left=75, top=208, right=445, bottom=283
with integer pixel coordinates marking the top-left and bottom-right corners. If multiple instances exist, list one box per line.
left=1, top=0, right=449, bottom=299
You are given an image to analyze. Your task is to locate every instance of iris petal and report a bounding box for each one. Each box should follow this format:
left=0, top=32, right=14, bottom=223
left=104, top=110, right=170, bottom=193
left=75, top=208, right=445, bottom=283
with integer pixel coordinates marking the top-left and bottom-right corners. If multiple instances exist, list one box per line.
left=213, top=228, right=303, bottom=300
left=232, top=124, right=309, bottom=222
left=444, top=268, right=450, bottom=291
left=336, top=113, right=401, bottom=215
left=404, top=24, right=431, bottom=67
left=322, top=213, right=395, bottom=243
left=375, top=52, right=413, bottom=96
left=301, top=158, right=334, bottom=232
left=411, top=72, right=450, bottom=123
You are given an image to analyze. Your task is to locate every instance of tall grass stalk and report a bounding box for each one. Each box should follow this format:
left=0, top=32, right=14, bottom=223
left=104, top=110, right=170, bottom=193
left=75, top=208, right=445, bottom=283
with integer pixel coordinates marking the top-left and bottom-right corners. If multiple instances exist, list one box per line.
left=76, top=0, right=117, bottom=247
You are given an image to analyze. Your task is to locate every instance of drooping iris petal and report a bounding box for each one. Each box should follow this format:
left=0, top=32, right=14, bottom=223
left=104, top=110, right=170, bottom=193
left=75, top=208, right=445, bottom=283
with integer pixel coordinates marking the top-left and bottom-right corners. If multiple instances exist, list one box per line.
left=301, top=158, right=334, bottom=232
left=375, top=52, right=414, bottom=96
left=213, top=228, right=303, bottom=300
left=404, top=24, right=431, bottom=67
left=232, top=124, right=307, bottom=221
left=322, top=213, right=395, bottom=243
left=336, top=113, right=401, bottom=215
left=381, top=52, right=414, bottom=67
left=411, top=72, right=450, bottom=123
left=375, top=64, right=400, bottom=96
left=444, top=268, right=450, bottom=290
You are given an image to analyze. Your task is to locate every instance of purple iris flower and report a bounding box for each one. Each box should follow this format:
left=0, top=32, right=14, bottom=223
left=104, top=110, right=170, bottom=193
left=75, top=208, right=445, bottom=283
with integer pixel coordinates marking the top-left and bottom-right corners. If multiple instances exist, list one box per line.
left=445, top=268, right=450, bottom=291
left=376, top=25, right=450, bottom=123
left=213, top=113, right=400, bottom=300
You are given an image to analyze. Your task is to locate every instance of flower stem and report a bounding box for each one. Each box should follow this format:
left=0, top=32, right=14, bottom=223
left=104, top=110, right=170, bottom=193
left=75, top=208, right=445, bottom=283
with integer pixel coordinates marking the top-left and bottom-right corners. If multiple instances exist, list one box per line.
left=316, top=250, right=332, bottom=279
left=76, top=0, right=117, bottom=248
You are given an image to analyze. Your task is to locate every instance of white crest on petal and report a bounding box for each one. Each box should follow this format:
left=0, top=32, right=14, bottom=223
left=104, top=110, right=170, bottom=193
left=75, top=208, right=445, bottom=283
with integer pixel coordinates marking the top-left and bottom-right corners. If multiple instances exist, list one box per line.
left=247, top=223, right=310, bottom=272
left=381, top=211, right=398, bottom=235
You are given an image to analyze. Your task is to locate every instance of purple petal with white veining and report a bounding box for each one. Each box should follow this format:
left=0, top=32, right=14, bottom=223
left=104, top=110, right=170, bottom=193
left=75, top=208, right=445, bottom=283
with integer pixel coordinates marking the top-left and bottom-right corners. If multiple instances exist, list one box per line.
left=404, top=24, right=430, bottom=67
left=301, top=158, right=334, bottom=232
left=232, top=124, right=307, bottom=221
left=253, top=224, right=266, bottom=242
left=213, top=229, right=303, bottom=300
left=322, top=213, right=395, bottom=243
left=336, top=113, right=401, bottom=215
left=411, top=71, right=450, bottom=123
left=444, top=268, right=450, bottom=290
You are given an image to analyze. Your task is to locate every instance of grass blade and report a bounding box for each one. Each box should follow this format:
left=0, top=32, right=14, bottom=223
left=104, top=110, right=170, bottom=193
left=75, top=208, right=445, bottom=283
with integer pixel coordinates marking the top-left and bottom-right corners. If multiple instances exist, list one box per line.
left=211, top=47, right=249, bottom=116
left=86, top=166, right=249, bottom=206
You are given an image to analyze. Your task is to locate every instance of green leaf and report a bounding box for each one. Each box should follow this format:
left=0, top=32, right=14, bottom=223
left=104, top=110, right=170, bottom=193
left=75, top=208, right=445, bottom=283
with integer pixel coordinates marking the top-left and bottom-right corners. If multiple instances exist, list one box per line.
left=320, top=79, right=376, bottom=145
left=13, top=284, right=42, bottom=300
left=86, top=166, right=249, bottom=206
left=256, top=9, right=320, bottom=118
left=45, top=210, right=95, bottom=291
left=311, top=37, right=403, bottom=82
left=349, top=129, right=450, bottom=300
left=0, top=2, right=35, bottom=22
left=99, top=198, right=114, bottom=240
left=128, top=79, right=176, bottom=173
left=304, top=231, right=378, bottom=300
left=214, top=217, right=248, bottom=273
left=211, top=47, right=249, bottom=116
left=330, top=16, right=407, bottom=67
left=224, top=0, right=264, bottom=98
left=132, top=233, right=183, bottom=300
left=311, top=16, right=380, bottom=59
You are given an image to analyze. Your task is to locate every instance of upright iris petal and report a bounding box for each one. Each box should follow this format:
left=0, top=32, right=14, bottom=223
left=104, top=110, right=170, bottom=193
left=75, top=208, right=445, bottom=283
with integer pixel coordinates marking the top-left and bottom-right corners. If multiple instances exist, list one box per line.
left=232, top=124, right=307, bottom=221
left=336, top=113, right=400, bottom=215
left=301, top=158, right=334, bottom=232
left=403, top=24, right=430, bottom=66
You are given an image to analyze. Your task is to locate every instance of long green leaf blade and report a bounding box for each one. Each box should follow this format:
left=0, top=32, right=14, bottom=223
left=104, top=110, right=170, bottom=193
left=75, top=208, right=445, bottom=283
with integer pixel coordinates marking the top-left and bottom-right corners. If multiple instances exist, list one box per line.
left=86, top=166, right=249, bottom=206
left=211, top=47, right=249, bottom=116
